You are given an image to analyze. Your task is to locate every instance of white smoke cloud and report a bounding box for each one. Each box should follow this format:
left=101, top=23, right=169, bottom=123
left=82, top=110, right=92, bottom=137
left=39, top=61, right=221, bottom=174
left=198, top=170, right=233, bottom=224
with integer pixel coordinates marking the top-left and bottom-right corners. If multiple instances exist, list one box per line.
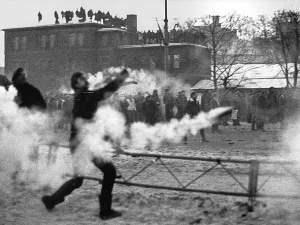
left=72, top=106, right=127, bottom=175
left=0, top=86, right=70, bottom=188
left=87, top=67, right=191, bottom=97
left=129, top=107, right=231, bottom=150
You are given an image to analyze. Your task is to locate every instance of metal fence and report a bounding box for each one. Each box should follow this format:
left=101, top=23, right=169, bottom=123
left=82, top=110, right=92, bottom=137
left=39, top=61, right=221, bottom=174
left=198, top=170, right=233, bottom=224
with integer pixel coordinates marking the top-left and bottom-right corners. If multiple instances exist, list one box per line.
left=45, top=144, right=300, bottom=211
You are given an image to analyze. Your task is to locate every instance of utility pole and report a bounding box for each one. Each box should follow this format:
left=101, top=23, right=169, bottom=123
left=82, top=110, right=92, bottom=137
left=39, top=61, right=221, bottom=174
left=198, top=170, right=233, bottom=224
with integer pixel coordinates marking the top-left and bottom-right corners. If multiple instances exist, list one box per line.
left=164, top=0, right=169, bottom=73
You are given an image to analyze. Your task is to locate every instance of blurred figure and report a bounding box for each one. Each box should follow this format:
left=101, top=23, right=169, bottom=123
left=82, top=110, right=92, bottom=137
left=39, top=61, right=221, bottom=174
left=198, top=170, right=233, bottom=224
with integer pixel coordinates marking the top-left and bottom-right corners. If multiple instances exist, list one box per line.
left=119, top=94, right=129, bottom=125
left=175, top=90, right=187, bottom=120
left=135, top=92, right=145, bottom=122
left=257, top=91, right=267, bottom=131
left=143, top=94, right=158, bottom=125
left=126, top=95, right=136, bottom=124
left=38, top=12, right=42, bottom=23
left=210, top=92, right=221, bottom=133
left=152, top=89, right=161, bottom=122
left=266, top=87, right=279, bottom=124
left=0, top=74, right=11, bottom=91
left=184, top=92, right=208, bottom=143
left=11, top=67, right=47, bottom=179
left=163, top=88, right=175, bottom=122
left=278, top=89, right=287, bottom=129
left=12, top=68, right=46, bottom=111
left=201, top=90, right=211, bottom=113
left=54, top=11, right=59, bottom=24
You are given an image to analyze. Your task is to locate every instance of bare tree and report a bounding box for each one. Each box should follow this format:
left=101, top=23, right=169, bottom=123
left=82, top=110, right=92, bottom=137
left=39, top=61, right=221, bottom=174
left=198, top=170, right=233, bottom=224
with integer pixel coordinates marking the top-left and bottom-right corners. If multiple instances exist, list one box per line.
left=255, top=10, right=300, bottom=87
left=194, top=12, right=257, bottom=89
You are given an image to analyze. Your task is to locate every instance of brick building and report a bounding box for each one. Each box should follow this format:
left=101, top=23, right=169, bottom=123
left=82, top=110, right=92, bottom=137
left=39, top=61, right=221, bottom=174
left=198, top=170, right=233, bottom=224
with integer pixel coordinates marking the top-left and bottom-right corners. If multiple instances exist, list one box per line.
left=3, top=15, right=210, bottom=92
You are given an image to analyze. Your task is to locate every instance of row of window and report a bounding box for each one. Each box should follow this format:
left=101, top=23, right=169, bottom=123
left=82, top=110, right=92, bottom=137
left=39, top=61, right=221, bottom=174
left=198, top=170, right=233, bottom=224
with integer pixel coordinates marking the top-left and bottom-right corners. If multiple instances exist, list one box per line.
left=13, top=32, right=85, bottom=50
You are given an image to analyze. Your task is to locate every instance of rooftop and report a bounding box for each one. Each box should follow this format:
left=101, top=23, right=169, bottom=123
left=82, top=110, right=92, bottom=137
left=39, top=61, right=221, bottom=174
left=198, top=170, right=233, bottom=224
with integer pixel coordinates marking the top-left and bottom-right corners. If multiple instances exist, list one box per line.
left=118, top=43, right=208, bottom=49
left=2, top=22, right=107, bottom=31
left=191, top=63, right=300, bottom=90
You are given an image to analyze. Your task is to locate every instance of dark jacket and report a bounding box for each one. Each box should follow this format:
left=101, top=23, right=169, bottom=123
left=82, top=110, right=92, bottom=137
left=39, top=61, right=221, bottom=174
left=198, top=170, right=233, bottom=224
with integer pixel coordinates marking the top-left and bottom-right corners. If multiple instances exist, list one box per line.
left=185, top=98, right=200, bottom=118
left=142, top=96, right=158, bottom=125
left=15, top=82, right=46, bottom=110
left=70, top=78, right=124, bottom=147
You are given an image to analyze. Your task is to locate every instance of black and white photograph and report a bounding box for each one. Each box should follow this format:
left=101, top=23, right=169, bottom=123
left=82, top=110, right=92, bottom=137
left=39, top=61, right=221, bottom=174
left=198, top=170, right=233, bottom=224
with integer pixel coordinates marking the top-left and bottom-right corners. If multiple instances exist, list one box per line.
left=1, top=0, right=300, bottom=224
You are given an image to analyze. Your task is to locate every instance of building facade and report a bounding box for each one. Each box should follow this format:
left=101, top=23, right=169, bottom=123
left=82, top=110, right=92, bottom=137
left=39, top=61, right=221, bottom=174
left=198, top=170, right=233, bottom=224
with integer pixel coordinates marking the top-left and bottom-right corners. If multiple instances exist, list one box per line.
left=4, top=15, right=210, bottom=92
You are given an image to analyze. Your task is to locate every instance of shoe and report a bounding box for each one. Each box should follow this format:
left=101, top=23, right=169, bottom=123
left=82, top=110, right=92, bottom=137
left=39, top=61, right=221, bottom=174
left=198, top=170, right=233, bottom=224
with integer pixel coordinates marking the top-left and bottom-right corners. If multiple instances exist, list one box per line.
left=202, top=139, right=209, bottom=142
left=41, top=195, right=55, bottom=210
left=100, top=209, right=122, bottom=220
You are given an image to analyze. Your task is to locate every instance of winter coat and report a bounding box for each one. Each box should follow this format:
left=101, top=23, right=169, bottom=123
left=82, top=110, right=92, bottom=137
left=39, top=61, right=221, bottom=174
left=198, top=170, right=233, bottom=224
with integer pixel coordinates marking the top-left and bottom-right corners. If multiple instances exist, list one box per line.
left=185, top=98, right=200, bottom=118
left=14, top=82, right=46, bottom=110
left=70, top=78, right=125, bottom=151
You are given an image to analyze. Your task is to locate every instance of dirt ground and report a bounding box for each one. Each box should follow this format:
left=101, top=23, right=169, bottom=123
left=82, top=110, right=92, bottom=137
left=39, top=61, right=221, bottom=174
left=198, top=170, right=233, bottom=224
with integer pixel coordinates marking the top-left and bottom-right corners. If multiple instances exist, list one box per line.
left=2, top=121, right=300, bottom=225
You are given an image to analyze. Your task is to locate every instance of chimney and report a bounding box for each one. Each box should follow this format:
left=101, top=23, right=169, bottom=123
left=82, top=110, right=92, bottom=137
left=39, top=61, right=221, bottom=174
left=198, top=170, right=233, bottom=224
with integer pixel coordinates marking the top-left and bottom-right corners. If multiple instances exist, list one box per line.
left=212, top=15, right=220, bottom=26
left=127, top=14, right=137, bottom=33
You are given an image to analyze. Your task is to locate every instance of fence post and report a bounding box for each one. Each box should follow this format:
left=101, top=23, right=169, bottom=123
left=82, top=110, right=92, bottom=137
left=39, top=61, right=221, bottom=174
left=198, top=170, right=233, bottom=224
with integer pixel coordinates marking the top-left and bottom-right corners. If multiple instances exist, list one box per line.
left=248, top=160, right=259, bottom=212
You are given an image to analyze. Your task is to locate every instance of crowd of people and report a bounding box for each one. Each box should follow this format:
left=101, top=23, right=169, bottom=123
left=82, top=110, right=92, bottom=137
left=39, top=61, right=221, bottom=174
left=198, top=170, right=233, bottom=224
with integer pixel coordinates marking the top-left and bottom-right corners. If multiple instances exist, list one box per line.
left=42, top=85, right=300, bottom=135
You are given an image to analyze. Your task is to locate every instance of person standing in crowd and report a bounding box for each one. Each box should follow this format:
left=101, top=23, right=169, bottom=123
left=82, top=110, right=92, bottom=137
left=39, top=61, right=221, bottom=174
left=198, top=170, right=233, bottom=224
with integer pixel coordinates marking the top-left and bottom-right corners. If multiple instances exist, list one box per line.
left=143, top=94, right=158, bottom=125
left=175, top=90, right=187, bottom=120
left=257, top=90, right=268, bottom=131
left=126, top=95, right=137, bottom=124
left=152, top=89, right=161, bottom=122
left=0, top=74, right=11, bottom=91
left=42, top=69, right=129, bottom=220
left=135, top=92, right=145, bottom=122
left=220, top=91, right=230, bottom=126
left=184, top=92, right=208, bottom=143
left=210, top=92, right=221, bottom=133
left=266, top=87, right=279, bottom=124
left=201, top=90, right=211, bottom=113
left=163, top=88, right=175, bottom=122
left=278, top=89, right=286, bottom=129
left=12, top=68, right=47, bottom=111
left=119, top=94, right=130, bottom=125
left=245, top=90, right=254, bottom=124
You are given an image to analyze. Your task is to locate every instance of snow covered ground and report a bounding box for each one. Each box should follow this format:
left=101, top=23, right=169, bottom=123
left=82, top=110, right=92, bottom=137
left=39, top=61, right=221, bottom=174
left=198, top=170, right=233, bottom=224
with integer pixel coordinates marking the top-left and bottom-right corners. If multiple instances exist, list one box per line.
left=2, top=122, right=300, bottom=225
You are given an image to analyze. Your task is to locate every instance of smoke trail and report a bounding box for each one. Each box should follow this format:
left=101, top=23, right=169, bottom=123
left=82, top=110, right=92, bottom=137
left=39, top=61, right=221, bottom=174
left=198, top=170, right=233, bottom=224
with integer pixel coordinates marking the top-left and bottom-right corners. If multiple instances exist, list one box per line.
left=75, top=104, right=231, bottom=166
left=129, top=107, right=231, bottom=150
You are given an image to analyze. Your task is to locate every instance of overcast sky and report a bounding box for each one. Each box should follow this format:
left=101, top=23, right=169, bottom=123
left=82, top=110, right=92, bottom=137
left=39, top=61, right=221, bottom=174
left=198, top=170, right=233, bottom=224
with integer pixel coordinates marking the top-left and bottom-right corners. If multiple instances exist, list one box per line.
left=0, top=0, right=299, bottom=67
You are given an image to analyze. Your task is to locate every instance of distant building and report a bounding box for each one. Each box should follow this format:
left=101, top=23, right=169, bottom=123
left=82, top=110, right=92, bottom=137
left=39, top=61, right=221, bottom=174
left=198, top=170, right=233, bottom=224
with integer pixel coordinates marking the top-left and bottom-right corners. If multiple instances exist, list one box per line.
left=191, top=63, right=300, bottom=91
left=3, top=15, right=211, bottom=92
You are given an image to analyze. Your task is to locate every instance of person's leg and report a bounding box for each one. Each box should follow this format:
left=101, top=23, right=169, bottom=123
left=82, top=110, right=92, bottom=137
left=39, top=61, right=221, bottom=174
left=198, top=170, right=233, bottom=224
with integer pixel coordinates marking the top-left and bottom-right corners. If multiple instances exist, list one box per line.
left=93, top=158, right=121, bottom=220
left=42, top=176, right=84, bottom=210
left=200, top=129, right=208, bottom=142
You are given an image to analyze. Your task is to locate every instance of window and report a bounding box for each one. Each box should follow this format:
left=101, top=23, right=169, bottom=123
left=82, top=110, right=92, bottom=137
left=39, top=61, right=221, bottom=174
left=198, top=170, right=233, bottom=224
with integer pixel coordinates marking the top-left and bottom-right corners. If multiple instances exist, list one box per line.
left=50, top=34, right=56, bottom=48
left=21, top=36, right=27, bottom=49
left=173, top=54, right=180, bottom=69
left=78, top=33, right=84, bottom=46
left=69, top=33, right=76, bottom=47
left=13, top=37, right=20, bottom=50
left=41, top=35, right=47, bottom=48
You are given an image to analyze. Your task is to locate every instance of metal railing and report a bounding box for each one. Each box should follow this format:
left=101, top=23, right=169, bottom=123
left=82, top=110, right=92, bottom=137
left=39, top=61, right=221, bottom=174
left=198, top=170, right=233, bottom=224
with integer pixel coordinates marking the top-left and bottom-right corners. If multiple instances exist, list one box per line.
left=43, top=143, right=300, bottom=211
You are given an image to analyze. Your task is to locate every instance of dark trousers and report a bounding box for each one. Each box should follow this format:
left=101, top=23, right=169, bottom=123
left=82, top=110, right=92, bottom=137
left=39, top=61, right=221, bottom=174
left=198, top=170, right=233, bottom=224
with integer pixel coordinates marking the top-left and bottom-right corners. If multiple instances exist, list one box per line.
left=165, top=107, right=173, bottom=122
left=47, top=159, right=117, bottom=211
